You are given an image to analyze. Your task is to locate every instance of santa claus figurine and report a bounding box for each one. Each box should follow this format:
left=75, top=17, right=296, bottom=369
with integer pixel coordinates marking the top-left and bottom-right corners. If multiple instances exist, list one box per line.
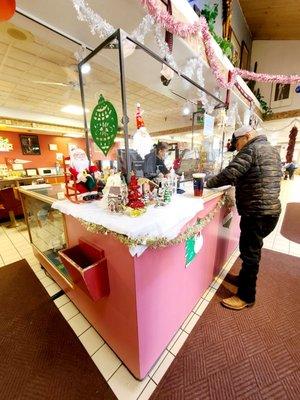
left=132, top=103, right=153, bottom=159
left=69, top=147, right=101, bottom=193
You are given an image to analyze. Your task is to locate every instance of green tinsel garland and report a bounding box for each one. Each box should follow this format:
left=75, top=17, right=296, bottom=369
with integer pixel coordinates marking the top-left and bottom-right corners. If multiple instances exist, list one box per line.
left=78, top=195, right=230, bottom=249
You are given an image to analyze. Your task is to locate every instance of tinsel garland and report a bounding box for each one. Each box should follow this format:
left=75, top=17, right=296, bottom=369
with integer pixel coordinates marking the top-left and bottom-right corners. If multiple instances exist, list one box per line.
left=154, top=24, right=178, bottom=70
left=72, top=0, right=115, bottom=37
left=138, top=0, right=300, bottom=86
left=286, top=126, right=298, bottom=163
left=72, top=0, right=300, bottom=88
left=79, top=195, right=227, bottom=248
left=131, top=14, right=155, bottom=43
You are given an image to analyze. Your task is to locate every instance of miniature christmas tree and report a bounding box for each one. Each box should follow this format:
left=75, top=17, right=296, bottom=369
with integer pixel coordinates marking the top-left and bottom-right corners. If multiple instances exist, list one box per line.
left=127, top=174, right=145, bottom=209
left=163, top=187, right=171, bottom=203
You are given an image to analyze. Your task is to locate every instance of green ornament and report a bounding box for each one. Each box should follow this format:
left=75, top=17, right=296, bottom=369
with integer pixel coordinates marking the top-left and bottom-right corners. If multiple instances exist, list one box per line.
left=90, top=94, right=118, bottom=156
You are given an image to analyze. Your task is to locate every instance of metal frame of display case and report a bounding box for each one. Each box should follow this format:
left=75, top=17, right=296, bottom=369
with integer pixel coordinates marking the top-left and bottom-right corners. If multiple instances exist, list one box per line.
left=78, top=29, right=227, bottom=182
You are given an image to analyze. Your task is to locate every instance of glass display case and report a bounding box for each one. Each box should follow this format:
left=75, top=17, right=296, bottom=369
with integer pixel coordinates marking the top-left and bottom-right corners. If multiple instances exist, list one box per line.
left=19, top=185, right=71, bottom=281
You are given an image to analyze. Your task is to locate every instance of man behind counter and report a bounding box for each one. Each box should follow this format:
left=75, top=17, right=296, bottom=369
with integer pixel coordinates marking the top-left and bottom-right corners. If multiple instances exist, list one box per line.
left=143, top=142, right=169, bottom=179
left=206, top=125, right=282, bottom=310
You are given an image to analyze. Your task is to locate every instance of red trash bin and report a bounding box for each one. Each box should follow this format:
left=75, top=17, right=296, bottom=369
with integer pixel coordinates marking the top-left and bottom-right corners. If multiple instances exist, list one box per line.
left=59, top=238, right=109, bottom=301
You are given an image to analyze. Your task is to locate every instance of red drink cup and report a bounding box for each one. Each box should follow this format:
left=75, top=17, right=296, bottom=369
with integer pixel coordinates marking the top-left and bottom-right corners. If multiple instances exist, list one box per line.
left=193, top=173, right=206, bottom=197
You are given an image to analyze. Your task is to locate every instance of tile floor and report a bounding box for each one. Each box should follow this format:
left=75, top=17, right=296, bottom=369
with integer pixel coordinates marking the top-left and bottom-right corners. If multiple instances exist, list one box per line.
left=1, top=177, right=299, bottom=400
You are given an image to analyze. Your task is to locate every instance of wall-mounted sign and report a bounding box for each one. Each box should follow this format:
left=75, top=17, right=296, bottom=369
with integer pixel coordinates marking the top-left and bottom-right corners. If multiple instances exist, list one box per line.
left=49, top=143, right=58, bottom=151
left=0, top=137, right=13, bottom=152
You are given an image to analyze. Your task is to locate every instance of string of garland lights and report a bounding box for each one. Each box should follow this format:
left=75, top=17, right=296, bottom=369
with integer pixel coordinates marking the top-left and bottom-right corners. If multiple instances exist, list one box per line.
left=79, top=195, right=230, bottom=248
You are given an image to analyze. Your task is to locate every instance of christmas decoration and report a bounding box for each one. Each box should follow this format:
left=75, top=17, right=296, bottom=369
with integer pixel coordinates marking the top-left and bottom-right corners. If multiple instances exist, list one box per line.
left=72, top=0, right=154, bottom=44
left=0, top=0, right=16, bottom=21
left=286, top=126, right=298, bottom=163
left=80, top=194, right=229, bottom=248
left=102, top=172, right=125, bottom=208
left=138, top=0, right=300, bottom=85
left=72, top=0, right=300, bottom=114
left=0, top=137, right=13, bottom=152
left=68, top=147, right=101, bottom=194
left=132, top=103, right=154, bottom=159
left=90, top=95, right=118, bottom=156
left=107, top=186, right=128, bottom=213
left=127, top=174, right=145, bottom=209
left=163, top=187, right=171, bottom=203
left=185, top=234, right=203, bottom=267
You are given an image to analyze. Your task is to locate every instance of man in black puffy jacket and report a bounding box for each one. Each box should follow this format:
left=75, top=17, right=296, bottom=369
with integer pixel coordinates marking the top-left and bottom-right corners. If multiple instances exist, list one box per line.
left=206, top=125, right=282, bottom=310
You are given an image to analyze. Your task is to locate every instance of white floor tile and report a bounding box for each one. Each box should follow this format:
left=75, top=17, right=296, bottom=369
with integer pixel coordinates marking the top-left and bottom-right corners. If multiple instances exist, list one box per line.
left=45, top=282, right=61, bottom=296
left=167, top=329, right=182, bottom=350
left=169, top=331, right=189, bottom=356
left=195, top=298, right=209, bottom=316
left=152, top=352, right=175, bottom=384
left=210, top=276, right=223, bottom=290
left=109, top=365, right=150, bottom=400
left=148, top=350, right=168, bottom=378
left=35, top=270, right=46, bottom=280
left=68, top=313, right=90, bottom=336
left=289, top=242, right=300, bottom=254
left=79, top=326, right=105, bottom=356
left=192, top=297, right=204, bottom=313
left=181, top=312, right=194, bottom=330
left=40, top=276, right=54, bottom=288
left=92, top=344, right=122, bottom=380
left=59, top=302, right=79, bottom=320
left=204, top=288, right=217, bottom=301
left=184, top=313, right=200, bottom=334
left=138, top=380, right=157, bottom=400
left=54, top=294, right=70, bottom=308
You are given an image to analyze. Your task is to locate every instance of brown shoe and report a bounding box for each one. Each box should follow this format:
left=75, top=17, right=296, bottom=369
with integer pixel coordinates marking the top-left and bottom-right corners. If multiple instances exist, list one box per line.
left=224, top=273, right=239, bottom=286
left=221, top=296, right=255, bottom=310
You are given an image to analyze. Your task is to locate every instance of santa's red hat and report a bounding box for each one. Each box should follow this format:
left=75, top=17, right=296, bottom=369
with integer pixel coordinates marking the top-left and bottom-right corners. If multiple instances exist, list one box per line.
left=136, top=103, right=145, bottom=129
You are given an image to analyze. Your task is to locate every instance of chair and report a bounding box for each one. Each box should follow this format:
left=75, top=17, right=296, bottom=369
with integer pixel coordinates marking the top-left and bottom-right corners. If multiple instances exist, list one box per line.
left=0, top=187, right=24, bottom=228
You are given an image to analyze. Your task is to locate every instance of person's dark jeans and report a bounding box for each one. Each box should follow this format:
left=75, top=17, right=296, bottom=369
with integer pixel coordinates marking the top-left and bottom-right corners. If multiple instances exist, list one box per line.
left=288, top=169, right=295, bottom=180
left=237, top=215, right=279, bottom=303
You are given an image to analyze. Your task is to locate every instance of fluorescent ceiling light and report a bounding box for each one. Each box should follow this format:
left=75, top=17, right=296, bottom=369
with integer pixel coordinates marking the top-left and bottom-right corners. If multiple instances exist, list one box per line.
left=81, top=63, right=91, bottom=74
left=61, top=105, right=89, bottom=115
left=63, top=133, right=84, bottom=138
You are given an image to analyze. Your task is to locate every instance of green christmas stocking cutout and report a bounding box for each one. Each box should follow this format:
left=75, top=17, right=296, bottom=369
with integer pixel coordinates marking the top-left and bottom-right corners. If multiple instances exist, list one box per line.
left=90, top=94, right=118, bottom=156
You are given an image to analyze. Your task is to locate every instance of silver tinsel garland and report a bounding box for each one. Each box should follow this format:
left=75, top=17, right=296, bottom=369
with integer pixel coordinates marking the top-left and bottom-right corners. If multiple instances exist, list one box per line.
left=71, top=0, right=218, bottom=114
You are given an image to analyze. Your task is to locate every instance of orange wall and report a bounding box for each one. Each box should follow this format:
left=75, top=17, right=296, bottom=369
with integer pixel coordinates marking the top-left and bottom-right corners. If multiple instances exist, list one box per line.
left=0, top=131, right=87, bottom=168
left=0, top=131, right=120, bottom=169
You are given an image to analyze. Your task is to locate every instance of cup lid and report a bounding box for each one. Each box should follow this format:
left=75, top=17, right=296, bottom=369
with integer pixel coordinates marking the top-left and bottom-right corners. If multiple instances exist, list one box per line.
left=192, top=173, right=206, bottom=178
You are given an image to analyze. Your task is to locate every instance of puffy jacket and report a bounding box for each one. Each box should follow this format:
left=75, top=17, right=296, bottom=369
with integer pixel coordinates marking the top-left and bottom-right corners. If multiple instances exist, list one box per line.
left=206, top=135, right=281, bottom=216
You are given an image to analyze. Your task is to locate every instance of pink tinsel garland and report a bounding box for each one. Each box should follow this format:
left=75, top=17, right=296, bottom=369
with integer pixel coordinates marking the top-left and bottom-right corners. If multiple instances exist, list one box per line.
left=139, top=0, right=300, bottom=87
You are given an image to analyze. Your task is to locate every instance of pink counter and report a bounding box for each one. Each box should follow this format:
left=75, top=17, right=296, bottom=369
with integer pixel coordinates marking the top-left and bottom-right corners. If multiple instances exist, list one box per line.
left=44, top=192, right=240, bottom=379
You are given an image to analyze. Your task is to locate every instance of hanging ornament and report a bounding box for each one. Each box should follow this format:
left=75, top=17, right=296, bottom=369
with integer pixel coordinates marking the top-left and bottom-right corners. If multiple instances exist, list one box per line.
left=0, top=0, right=16, bottom=21
left=90, top=94, right=118, bottom=156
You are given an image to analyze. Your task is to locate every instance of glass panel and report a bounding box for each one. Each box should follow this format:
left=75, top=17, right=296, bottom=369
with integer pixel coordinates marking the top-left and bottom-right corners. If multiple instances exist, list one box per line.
left=22, top=193, right=70, bottom=281
left=25, top=183, right=65, bottom=201
left=79, top=32, right=229, bottom=180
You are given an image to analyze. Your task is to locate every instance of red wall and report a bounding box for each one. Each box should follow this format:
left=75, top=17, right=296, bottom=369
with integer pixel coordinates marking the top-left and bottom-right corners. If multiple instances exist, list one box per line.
left=0, top=131, right=86, bottom=168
